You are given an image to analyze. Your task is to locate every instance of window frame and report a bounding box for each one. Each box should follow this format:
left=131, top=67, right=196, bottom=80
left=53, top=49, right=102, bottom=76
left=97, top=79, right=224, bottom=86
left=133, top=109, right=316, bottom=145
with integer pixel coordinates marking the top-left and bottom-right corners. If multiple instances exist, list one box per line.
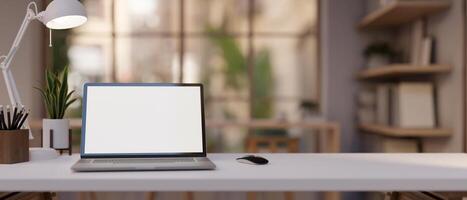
left=52, top=0, right=322, bottom=117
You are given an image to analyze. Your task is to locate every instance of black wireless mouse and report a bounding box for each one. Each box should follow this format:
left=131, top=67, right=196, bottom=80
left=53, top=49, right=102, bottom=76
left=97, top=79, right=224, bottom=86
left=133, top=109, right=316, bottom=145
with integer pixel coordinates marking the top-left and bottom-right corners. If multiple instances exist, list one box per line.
left=236, top=155, right=269, bottom=165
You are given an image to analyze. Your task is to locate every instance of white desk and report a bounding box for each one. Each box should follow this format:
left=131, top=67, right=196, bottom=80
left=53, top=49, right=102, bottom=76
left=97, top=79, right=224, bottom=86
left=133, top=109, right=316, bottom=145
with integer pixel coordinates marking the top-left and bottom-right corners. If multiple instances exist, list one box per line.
left=1, top=153, right=467, bottom=192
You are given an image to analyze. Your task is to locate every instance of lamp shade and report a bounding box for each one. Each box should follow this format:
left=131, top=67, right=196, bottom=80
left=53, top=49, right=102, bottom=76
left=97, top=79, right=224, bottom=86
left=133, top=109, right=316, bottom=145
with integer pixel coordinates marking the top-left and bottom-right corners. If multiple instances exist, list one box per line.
left=40, top=0, right=87, bottom=29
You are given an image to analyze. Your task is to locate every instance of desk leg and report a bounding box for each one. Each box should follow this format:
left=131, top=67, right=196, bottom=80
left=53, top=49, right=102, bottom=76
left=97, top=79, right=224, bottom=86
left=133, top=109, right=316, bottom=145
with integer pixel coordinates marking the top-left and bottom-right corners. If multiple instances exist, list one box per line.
left=389, top=192, right=400, bottom=200
left=316, top=128, right=326, bottom=153
left=185, top=192, right=194, bottom=200
left=319, top=124, right=341, bottom=200
left=284, top=192, right=294, bottom=200
left=324, top=124, right=341, bottom=153
left=79, top=192, right=97, bottom=200
left=145, top=192, right=157, bottom=200
left=324, top=192, right=341, bottom=200
left=247, top=192, right=256, bottom=200
left=43, top=192, right=54, bottom=200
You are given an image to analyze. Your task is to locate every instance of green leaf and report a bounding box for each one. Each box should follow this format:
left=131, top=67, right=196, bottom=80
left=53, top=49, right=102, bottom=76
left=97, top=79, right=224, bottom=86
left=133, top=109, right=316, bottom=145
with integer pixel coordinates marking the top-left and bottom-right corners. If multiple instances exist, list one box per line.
left=206, top=26, right=247, bottom=90
left=205, top=25, right=274, bottom=119
left=63, top=98, right=78, bottom=118
left=51, top=90, right=58, bottom=118
left=252, top=50, right=273, bottom=118
left=46, top=71, right=54, bottom=93
left=36, top=67, right=74, bottom=119
left=58, top=66, right=69, bottom=118
left=35, top=88, right=53, bottom=118
left=65, top=90, right=75, bottom=102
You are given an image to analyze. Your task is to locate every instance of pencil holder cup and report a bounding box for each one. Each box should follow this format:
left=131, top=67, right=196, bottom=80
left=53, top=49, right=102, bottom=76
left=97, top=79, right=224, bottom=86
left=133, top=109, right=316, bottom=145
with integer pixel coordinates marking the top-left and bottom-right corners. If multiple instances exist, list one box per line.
left=42, top=119, right=70, bottom=149
left=0, top=129, right=29, bottom=164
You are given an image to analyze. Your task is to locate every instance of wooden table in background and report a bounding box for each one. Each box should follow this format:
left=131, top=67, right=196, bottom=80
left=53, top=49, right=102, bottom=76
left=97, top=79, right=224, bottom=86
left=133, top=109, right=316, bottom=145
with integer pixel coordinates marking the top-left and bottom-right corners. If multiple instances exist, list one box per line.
left=30, top=119, right=341, bottom=153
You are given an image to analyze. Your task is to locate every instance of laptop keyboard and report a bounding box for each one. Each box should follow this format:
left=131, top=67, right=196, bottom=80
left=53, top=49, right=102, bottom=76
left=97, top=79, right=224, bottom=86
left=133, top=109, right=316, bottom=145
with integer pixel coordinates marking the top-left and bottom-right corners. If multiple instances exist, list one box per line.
left=90, top=158, right=196, bottom=164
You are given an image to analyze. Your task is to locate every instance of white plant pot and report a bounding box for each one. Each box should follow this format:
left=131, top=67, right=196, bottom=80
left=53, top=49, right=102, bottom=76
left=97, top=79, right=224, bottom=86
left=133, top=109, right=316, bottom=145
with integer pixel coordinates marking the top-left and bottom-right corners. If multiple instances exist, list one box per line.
left=42, top=119, right=70, bottom=149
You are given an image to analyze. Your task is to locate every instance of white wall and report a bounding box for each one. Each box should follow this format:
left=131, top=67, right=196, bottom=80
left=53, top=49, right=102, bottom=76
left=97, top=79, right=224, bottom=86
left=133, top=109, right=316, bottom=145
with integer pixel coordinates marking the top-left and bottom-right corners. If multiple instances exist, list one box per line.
left=0, top=0, right=44, bottom=144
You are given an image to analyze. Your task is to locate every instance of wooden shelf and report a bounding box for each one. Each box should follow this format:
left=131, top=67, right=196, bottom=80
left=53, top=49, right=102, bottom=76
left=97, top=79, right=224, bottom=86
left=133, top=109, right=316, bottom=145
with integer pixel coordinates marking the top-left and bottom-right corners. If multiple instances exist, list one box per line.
left=357, top=64, right=451, bottom=80
left=359, top=124, right=451, bottom=138
left=358, top=1, right=450, bottom=30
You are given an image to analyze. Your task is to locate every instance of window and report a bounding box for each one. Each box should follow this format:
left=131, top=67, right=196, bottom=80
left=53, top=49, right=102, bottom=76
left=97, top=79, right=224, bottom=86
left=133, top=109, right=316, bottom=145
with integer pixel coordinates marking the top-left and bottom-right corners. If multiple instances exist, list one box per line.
left=53, top=0, right=320, bottom=152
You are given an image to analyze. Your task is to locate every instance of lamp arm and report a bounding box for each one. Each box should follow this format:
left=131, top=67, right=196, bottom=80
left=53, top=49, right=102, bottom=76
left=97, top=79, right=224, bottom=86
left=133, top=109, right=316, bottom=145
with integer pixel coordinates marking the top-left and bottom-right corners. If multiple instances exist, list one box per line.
left=1, top=2, right=39, bottom=70
left=0, top=2, right=41, bottom=106
left=0, top=2, right=40, bottom=138
left=0, top=10, right=34, bottom=106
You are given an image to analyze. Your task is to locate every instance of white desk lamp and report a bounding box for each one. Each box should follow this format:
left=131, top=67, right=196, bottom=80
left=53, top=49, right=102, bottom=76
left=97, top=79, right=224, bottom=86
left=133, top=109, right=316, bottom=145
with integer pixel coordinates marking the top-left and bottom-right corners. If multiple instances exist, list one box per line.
left=0, top=0, right=87, bottom=140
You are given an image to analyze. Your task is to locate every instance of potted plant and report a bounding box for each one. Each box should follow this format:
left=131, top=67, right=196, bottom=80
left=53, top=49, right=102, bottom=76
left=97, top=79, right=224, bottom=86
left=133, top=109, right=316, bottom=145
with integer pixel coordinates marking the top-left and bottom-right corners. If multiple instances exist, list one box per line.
left=36, top=66, right=77, bottom=149
left=364, top=42, right=395, bottom=68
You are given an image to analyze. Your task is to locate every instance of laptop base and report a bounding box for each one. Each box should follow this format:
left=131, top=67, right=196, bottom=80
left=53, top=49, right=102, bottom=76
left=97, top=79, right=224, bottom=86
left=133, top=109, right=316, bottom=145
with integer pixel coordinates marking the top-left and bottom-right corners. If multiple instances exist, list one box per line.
left=72, top=157, right=216, bottom=172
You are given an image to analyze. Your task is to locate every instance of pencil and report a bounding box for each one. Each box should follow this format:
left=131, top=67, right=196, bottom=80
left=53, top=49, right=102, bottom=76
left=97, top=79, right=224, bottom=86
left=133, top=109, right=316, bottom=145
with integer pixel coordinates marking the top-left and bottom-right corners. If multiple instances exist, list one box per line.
left=0, top=105, right=4, bottom=130
left=0, top=106, right=6, bottom=130
left=6, top=105, right=11, bottom=130
left=13, top=108, right=24, bottom=130
left=12, top=107, right=24, bottom=130
left=12, top=105, right=18, bottom=127
left=16, top=110, right=29, bottom=130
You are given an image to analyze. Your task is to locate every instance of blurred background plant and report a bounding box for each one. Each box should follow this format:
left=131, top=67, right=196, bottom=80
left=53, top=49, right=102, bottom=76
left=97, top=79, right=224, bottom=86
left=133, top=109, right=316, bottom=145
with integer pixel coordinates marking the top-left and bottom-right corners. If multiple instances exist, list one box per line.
left=205, top=25, right=286, bottom=137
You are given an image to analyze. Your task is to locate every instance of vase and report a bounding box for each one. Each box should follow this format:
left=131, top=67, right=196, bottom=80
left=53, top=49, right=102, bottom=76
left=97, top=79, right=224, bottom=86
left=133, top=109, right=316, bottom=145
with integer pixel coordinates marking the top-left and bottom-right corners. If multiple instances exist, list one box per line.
left=42, top=119, right=70, bottom=149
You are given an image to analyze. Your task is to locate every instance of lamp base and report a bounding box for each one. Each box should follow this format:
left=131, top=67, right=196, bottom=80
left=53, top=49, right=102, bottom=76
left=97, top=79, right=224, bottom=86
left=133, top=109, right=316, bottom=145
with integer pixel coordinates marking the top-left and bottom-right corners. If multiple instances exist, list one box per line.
left=29, top=147, right=59, bottom=161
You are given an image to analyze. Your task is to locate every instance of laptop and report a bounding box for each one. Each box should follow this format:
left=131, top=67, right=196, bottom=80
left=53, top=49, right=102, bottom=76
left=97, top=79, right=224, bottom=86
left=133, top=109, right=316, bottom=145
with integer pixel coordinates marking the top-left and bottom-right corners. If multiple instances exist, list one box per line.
left=71, top=83, right=216, bottom=172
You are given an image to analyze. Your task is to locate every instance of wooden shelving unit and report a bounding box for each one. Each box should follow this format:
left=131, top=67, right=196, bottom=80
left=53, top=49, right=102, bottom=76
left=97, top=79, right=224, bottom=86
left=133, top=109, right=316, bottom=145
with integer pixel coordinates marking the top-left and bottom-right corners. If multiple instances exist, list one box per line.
left=359, top=124, right=451, bottom=138
left=356, top=1, right=452, bottom=152
left=358, top=1, right=450, bottom=30
left=357, top=64, right=451, bottom=80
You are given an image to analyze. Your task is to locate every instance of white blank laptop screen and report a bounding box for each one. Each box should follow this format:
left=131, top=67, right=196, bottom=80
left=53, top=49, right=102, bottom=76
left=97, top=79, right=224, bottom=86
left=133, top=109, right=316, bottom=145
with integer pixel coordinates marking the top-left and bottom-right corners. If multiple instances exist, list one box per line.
left=83, top=85, right=204, bottom=154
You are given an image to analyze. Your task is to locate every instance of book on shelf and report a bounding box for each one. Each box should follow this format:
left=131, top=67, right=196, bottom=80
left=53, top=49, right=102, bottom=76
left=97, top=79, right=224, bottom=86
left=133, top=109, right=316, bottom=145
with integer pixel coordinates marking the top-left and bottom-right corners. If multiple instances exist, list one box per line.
left=358, top=87, right=377, bottom=107
left=410, top=20, right=424, bottom=65
left=358, top=87, right=377, bottom=124
left=391, top=82, right=435, bottom=128
left=373, top=82, right=436, bottom=128
left=420, top=37, right=433, bottom=66
left=358, top=108, right=376, bottom=124
left=376, top=84, right=392, bottom=125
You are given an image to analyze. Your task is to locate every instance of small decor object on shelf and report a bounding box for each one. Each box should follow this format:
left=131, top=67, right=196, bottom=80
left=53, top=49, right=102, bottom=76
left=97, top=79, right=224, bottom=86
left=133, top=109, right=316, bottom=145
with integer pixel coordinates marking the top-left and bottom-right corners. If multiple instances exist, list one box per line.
left=36, top=66, right=77, bottom=153
left=0, top=104, right=30, bottom=164
left=364, top=42, right=395, bottom=68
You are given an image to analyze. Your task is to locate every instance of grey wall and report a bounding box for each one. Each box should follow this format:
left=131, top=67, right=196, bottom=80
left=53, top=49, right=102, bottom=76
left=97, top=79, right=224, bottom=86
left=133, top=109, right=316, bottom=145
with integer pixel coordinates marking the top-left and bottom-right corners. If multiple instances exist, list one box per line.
left=321, top=1, right=366, bottom=199
left=322, top=0, right=366, bottom=153
left=0, top=0, right=44, bottom=121
left=423, top=0, right=465, bottom=152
